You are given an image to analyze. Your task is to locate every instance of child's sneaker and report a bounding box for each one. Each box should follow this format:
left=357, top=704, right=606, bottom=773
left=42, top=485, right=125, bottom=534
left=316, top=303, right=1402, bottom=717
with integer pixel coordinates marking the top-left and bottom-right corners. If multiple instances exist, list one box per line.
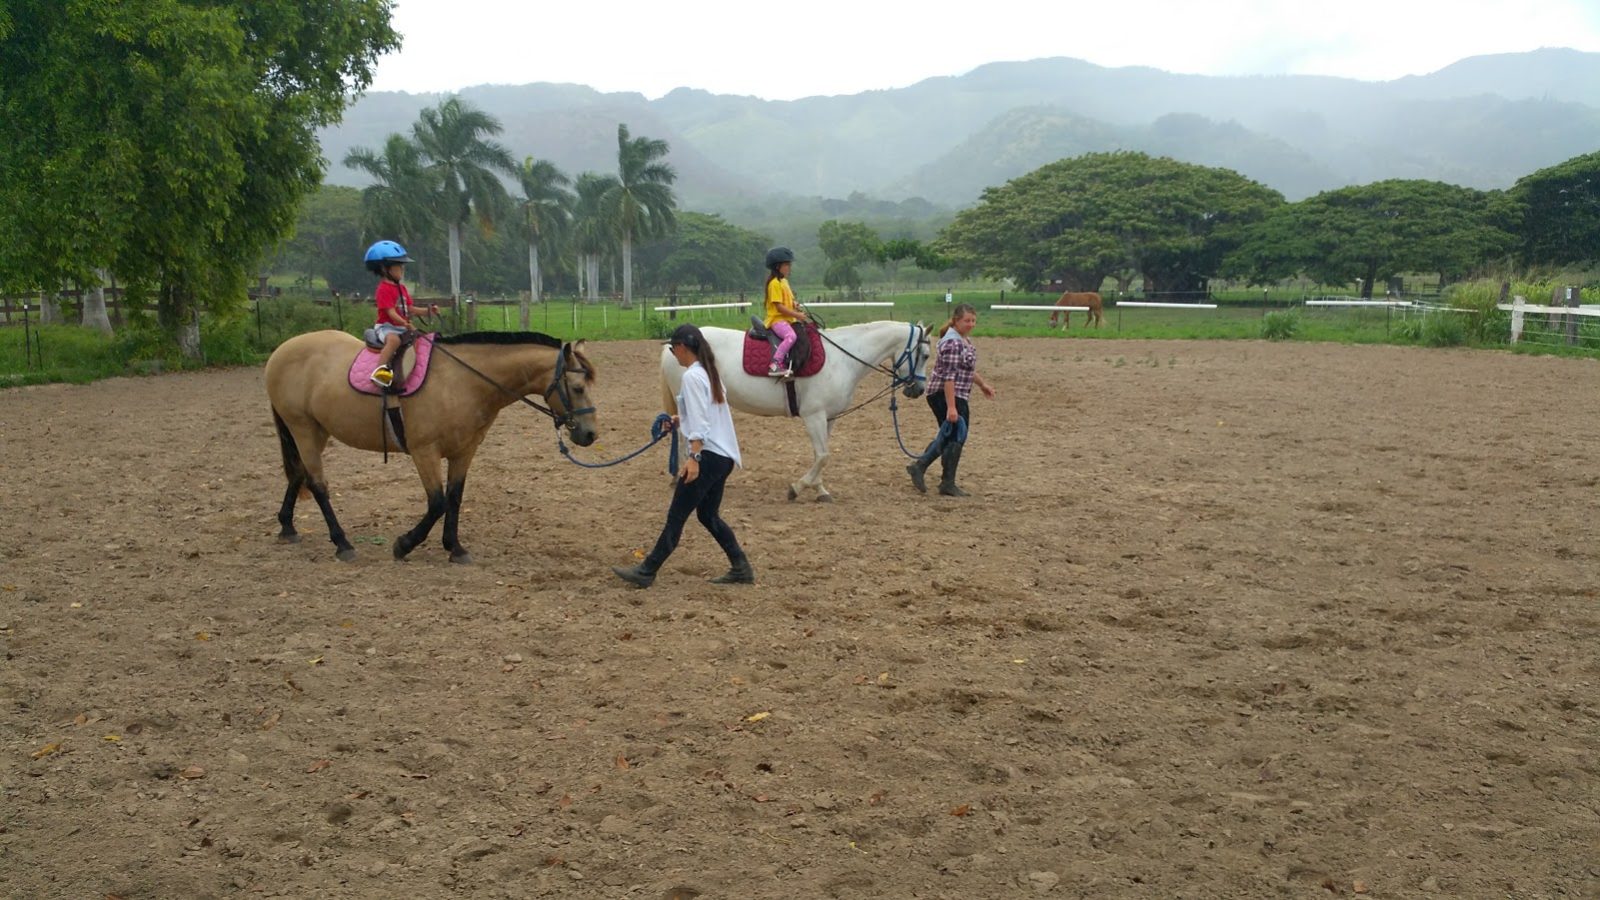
left=370, top=365, right=395, bottom=387
left=767, top=362, right=791, bottom=378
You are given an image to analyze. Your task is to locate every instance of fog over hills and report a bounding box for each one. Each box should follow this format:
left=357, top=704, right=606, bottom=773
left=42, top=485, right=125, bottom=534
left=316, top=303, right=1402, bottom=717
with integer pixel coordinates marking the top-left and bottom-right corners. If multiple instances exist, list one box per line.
left=318, top=47, right=1600, bottom=211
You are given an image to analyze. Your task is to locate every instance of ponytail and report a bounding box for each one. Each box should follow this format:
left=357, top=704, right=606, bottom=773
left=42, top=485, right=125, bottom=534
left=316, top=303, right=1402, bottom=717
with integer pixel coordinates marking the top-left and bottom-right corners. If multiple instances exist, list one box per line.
left=669, top=323, right=725, bottom=404
left=939, top=302, right=978, bottom=338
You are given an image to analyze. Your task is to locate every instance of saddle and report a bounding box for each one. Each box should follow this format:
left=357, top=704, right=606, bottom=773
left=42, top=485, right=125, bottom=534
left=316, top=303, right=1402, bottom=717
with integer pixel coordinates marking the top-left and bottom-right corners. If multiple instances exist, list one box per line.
left=742, top=318, right=823, bottom=379
left=348, top=331, right=436, bottom=398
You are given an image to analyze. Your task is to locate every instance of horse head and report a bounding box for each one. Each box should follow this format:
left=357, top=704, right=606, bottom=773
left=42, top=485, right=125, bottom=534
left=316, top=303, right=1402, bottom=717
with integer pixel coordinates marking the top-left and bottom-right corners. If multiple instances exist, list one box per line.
left=900, top=322, right=932, bottom=399
left=546, top=341, right=598, bottom=447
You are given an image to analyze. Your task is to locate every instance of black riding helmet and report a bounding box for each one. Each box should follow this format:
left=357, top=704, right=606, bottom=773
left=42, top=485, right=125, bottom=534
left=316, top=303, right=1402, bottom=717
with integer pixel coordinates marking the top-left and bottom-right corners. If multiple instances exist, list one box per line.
left=765, top=246, right=795, bottom=270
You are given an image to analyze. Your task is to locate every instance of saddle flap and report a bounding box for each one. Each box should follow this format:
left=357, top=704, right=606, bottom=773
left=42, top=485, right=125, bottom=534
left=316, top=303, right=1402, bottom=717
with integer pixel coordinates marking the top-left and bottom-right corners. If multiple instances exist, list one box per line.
left=347, top=334, right=436, bottom=397
left=741, top=322, right=824, bottom=379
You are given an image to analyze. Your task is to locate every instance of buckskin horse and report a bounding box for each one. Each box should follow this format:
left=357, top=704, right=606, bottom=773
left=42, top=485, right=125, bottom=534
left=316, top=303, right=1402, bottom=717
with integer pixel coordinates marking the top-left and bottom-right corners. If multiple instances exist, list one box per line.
left=1049, top=291, right=1104, bottom=328
left=659, top=320, right=930, bottom=502
left=265, top=330, right=598, bottom=562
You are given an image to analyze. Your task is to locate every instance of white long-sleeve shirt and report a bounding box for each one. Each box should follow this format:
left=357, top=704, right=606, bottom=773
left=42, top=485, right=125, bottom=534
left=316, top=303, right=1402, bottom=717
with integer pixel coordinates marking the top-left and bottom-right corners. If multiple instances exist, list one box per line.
left=677, top=361, right=741, bottom=467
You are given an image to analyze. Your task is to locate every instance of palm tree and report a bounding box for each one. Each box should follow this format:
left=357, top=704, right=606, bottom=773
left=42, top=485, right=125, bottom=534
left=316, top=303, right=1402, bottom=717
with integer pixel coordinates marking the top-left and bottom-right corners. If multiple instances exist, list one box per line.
left=411, top=97, right=517, bottom=310
left=572, top=172, right=620, bottom=304
left=604, top=124, right=677, bottom=309
left=513, top=156, right=573, bottom=328
left=343, top=134, right=437, bottom=283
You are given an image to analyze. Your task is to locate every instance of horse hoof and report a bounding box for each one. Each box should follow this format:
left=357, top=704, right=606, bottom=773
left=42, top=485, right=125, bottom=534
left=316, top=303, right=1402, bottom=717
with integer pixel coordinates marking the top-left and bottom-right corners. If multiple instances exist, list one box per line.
left=815, top=494, right=833, bottom=504
left=277, top=533, right=300, bottom=545
left=335, top=547, right=357, bottom=562
left=787, top=486, right=798, bottom=502
left=450, top=551, right=473, bottom=565
left=392, top=540, right=412, bottom=560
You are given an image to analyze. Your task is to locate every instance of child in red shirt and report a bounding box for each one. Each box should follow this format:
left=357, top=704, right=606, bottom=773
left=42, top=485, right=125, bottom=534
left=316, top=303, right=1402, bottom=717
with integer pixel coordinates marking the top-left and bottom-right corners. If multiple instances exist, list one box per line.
left=364, top=240, right=434, bottom=387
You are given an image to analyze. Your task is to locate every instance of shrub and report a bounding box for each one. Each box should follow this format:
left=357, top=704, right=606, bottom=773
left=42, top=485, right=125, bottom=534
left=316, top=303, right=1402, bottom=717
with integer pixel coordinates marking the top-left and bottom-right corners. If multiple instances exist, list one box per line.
left=1260, top=311, right=1299, bottom=340
left=1421, top=312, right=1467, bottom=347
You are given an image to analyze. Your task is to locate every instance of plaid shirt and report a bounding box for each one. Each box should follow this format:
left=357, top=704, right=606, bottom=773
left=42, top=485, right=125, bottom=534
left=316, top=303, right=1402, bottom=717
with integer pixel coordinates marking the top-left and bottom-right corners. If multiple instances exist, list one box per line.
left=926, top=331, right=977, bottom=399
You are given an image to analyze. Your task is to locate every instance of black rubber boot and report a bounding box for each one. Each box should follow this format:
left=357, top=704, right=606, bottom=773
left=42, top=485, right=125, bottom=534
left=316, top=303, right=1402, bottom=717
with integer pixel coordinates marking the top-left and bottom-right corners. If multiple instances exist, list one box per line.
left=937, top=442, right=968, bottom=497
left=612, top=562, right=658, bottom=588
left=709, top=556, right=755, bottom=584
left=906, top=436, right=943, bottom=493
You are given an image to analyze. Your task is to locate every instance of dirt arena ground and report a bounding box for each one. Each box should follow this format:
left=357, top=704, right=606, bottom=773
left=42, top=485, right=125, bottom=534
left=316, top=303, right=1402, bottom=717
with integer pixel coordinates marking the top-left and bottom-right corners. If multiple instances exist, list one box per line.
left=2, top=337, right=1598, bottom=899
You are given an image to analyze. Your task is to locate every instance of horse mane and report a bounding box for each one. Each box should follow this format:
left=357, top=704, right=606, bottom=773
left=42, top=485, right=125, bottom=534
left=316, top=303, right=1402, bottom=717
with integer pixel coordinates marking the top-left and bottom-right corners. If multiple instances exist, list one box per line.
left=437, top=331, right=562, bottom=349
left=435, top=331, right=596, bottom=385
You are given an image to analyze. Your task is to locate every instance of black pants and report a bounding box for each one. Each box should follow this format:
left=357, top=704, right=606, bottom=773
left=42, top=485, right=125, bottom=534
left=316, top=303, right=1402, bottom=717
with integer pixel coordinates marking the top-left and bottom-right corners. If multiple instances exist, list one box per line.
left=919, top=393, right=970, bottom=473
left=644, top=450, right=744, bottom=569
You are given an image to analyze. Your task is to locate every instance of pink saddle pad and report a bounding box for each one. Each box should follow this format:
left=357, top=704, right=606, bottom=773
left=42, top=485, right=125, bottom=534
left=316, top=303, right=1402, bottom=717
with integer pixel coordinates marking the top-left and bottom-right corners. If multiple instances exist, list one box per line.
left=347, top=334, right=436, bottom=397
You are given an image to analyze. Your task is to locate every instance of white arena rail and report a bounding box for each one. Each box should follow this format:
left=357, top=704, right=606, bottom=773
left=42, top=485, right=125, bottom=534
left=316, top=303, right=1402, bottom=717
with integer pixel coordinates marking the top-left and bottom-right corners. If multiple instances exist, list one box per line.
left=652, top=302, right=751, bottom=312
left=801, top=302, right=895, bottom=308
left=1305, top=299, right=1413, bottom=308
left=991, top=304, right=1087, bottom=311
left=1115, top=301, right=1218, bottom=309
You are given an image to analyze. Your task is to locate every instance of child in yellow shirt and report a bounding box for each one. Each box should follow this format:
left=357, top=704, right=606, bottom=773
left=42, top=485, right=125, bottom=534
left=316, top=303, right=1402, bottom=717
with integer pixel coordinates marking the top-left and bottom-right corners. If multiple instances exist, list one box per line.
left=762, top=247, right=808, bottom=377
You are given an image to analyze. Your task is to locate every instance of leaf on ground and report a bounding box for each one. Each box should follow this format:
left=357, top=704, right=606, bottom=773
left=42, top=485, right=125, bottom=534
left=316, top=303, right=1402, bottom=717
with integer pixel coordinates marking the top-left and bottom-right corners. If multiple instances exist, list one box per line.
left=614, top=754, right=630, bottom=770
left=877, top=672, right=890, bottom=684
left=178, top=765, right=206, bottom=780
left=308, top=656, right=323, bottom=666
left=404, top=772, right=428, bottom=780
left=556, top=795, right=573, bottom=808
left=73, top=713, right=89, bottom=726
left=194, top=632, right=211, bottom=641
left=868, top=790, right=888, bottom=805
left=30, top=742, right=62, bottom=759
left=852, top=674, right=868, bottom=685
left=305, top=759, right=331, bottom=773
left=260, top=711, right=281, bottom=731
left=284, top=675, right=302, bottom=694
left=102, top=734, right=121, bottom=742
left=746, top=711, right=771, bottom=723
left=950, top=804, right=970, bottom=817
left=753, top=793, right=771, bottom=802
left=1353, top=882, right=1369, bottom=894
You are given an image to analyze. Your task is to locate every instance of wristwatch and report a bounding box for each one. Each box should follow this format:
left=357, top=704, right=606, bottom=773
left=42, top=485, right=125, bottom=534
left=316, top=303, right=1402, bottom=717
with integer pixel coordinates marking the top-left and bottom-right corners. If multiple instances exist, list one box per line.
left=690, top=451, right=702, bottom=462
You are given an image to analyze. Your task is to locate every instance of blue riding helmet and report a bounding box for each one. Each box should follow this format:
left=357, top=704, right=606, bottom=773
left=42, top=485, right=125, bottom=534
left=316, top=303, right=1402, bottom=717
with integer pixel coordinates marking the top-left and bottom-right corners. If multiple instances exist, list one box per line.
left=364, top=240, right=415, bottom=274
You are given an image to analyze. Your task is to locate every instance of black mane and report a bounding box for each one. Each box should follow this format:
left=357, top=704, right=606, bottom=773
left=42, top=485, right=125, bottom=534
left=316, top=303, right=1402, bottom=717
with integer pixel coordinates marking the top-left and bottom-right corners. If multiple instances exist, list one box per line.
left=436, top=331, right=563, bottom=349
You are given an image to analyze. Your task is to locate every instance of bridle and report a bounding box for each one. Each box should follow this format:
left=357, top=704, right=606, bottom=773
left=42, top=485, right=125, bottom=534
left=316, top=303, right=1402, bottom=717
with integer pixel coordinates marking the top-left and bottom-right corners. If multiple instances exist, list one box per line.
left=815, top=321, right=929, bottom=392
left=429, top=338, right=595, bottom=431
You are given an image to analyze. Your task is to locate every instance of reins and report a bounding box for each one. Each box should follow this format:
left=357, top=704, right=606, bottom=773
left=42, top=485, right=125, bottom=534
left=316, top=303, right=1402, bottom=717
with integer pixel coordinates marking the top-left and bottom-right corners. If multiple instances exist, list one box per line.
left=428, top=337, right=593, bottom=430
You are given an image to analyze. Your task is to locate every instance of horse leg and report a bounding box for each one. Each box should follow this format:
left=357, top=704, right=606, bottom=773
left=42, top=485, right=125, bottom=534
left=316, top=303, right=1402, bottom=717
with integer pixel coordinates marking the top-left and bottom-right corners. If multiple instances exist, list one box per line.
left=276, top=478, right=303, bottom=543
left=440, top=441, right=483, bottom=564
left=787, top=411, right=833, bottom=503
left=291, top=428, right=357, bottom=562
left=394, top=446, right=446, bottom=561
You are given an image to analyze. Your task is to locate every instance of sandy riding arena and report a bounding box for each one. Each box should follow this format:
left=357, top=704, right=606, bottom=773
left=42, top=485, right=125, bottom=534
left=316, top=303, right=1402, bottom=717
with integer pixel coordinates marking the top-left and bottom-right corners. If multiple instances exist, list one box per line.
left=3, top=338, right=1598, bottom=898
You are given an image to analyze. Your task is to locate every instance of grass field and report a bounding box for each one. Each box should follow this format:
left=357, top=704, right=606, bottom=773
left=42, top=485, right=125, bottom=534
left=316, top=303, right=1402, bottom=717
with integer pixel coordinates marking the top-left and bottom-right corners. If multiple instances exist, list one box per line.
left=1, top=288, right=1592, bottom=386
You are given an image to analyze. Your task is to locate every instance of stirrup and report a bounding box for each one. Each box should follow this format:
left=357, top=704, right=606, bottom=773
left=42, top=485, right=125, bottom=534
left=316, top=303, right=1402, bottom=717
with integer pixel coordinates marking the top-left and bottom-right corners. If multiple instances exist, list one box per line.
left=767, top=364, right=792, bottom=378
left=370, top=365, right=395, bottom=387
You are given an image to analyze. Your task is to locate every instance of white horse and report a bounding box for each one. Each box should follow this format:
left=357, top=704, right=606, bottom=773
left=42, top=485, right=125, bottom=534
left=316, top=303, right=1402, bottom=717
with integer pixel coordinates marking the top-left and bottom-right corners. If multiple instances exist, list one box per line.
left=660, top=319, right=931, bottom=502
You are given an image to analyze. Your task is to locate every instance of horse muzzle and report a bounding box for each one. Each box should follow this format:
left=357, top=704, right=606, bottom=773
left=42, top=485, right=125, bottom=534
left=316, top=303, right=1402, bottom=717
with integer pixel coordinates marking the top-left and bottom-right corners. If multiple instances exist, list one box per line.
left=903, top=383, right=925, bottom=399
left=567, top=424, right=597, bottom=447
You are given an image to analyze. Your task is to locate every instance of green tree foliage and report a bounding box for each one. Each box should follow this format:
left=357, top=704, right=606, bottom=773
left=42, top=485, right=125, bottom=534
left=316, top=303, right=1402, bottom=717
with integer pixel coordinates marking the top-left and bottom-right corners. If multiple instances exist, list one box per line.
left=344, top=134, right=438, bottom=253
left=936, top=152, right=1283, bottom=294
left=1226, top=180, right=1516, bottom=294
left=513, top=157, right=574, bottom=323
left=572, top=172, right=621, bottom=302
left=817, top=221, right=883, bottom=292
left=0, top=1, right=398, bottom=355
left=1511, top=150, right=1600, bottom=267
left=635, top=212, right=768, bottom=293
left=605, top=124, right=678, bottom=308
left=412, top=97, right=517, bottom=303
left=274, top=186, right=366, bottom=294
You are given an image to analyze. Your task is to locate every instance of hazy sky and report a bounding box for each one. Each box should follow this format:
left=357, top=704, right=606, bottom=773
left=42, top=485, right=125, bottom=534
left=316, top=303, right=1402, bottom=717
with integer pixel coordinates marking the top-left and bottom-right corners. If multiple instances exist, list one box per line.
left=369, top=0, right=1600, bottom=100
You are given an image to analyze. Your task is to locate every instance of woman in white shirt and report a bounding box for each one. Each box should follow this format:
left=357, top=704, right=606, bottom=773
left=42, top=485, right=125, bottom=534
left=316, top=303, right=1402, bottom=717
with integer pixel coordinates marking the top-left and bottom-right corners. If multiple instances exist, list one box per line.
left=613, top=324, right=754, bottom=587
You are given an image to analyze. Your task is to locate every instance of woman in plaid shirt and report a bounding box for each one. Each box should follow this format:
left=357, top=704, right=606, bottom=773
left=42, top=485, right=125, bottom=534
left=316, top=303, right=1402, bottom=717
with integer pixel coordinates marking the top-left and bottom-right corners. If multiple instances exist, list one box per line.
left=906, top=303, right=996, bottom=496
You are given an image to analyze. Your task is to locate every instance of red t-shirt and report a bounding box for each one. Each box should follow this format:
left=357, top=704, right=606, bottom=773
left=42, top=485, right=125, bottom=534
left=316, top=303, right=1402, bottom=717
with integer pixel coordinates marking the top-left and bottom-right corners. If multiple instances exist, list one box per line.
left=374, top=280, right=412, bottom=326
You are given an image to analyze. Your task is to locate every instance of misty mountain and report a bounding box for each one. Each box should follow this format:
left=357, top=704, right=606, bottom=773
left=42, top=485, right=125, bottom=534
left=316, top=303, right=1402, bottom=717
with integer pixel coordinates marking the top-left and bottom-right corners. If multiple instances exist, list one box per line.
left=317, top=47, right=1600, bottom=212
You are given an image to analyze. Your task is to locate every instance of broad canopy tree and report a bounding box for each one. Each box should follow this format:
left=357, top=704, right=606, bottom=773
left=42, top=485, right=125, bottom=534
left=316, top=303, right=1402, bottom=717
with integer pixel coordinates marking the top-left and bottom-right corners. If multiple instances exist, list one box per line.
left=936, top=152, right=1283, bottom=295
left=1511, top=150, right=1600, bottom=268
left=0, top=0, right=398, bottom=356
left=412, top=97, right=518, bottom=308
left=634, top=212, right=768, bottom=293
left=1224, top=179, right=1517, bottom=295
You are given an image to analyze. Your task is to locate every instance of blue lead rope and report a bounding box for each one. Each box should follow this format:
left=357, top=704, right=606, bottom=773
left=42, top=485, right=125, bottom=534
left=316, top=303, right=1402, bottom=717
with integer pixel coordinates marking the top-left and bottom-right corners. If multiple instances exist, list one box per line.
left=559, top=412, right=679, bottom=472
left=889, top=395, right=966, bottom=459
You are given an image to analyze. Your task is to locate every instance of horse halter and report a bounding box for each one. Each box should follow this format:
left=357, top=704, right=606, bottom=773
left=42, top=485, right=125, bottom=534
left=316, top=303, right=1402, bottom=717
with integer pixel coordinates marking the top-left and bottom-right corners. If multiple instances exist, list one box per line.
left=540, top=343, right=595, bottom=430
left=891, top=323, right=931, bottom=390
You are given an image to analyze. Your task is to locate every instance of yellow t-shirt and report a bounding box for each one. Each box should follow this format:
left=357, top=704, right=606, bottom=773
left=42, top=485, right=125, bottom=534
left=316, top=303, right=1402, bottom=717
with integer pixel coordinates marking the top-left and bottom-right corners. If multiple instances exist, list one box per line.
left=764, top=277, right=798, bottom=328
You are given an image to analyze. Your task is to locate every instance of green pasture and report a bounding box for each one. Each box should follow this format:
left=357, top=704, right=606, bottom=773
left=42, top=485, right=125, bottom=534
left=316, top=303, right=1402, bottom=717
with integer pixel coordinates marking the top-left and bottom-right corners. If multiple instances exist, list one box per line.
left=2, top=288, right=1594, bottom=387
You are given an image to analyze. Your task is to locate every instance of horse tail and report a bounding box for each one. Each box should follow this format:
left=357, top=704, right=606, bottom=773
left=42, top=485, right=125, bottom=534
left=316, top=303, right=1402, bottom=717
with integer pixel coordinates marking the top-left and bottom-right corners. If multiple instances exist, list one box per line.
left=272, top=409, right=311, bottom=497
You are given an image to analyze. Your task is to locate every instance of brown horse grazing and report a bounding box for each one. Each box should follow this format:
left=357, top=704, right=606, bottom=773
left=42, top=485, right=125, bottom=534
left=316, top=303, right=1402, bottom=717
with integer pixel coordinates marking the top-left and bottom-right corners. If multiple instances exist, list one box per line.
left=265, top=330, right=598, bottom=563
left=1049, top=291, right=1104, bottom=328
